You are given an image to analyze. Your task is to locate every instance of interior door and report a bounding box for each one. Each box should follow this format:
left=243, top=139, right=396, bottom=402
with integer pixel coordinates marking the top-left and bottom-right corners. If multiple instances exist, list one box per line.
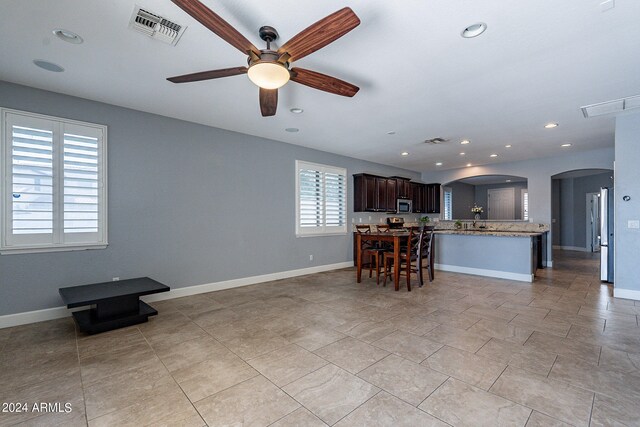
left=487, top=188, right=515, bottom=220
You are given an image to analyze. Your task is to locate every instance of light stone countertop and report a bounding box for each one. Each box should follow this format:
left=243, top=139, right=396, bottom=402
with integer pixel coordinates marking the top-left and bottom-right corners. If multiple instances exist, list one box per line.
left=434, top=229, right=545, bottom=237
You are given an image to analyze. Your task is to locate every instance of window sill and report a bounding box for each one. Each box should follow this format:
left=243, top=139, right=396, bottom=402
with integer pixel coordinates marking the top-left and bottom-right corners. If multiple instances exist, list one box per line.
left=296, top=232, right=348, bottom=238
left=0, top=244, right=108, bottom=255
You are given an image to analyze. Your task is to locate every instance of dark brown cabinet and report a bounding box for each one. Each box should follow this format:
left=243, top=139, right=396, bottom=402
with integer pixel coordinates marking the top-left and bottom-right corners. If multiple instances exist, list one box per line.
left=353, top=174, right=396, bottom=212
left=425, top=184, right=441, bottom=214
left=354, top=174, right=440, bottom=214
left=410, top=182, right=426, bottom=213
left=380, top=178, right=397, bottom=212
left=393, top=177, right=411, bottom=199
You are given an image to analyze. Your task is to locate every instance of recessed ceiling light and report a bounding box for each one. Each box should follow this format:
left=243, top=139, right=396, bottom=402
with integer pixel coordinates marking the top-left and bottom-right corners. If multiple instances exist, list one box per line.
left=461, top=22, right=487, bottom=38
left=505, top=144, right=512, bottom=148
left=285, top=128, right=299, bottom=133
left=506, top=179, right=512, bottom=182
left=52, top=29, right=83, bottom=44
left=466, top=163, right=472, bottom=167
left=290, top=108, right=303, bottom=114
left=460, top=139, right=470, bottom=145
left=561, top=143, right=572, bottom=147
left=435, top=162, right=443, bottom=166
left=490, top=154, right=498, bottom=158
left=459, top=152, right=466, bottom=156
left=544, top=122, right=559, bottom=129
left=387, top=131, right=396, bottom=135
left=401, top=151, right=409, bottom=156
left=33, top=59, right=64, bottom=72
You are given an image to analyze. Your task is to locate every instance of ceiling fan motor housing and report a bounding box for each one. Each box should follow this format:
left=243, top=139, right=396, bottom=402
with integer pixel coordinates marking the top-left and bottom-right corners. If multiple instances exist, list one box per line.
left=258, top=26, right=279, bottom=43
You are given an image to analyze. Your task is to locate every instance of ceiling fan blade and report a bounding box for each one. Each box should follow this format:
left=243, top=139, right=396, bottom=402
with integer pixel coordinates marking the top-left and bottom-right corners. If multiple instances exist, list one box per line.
left=260, top=88, right=278, bottom=117
left=171, top=0, right=259, bottom=55
left=278, top=7, right=360, bottom=62
left=290, top=68, right=359, bottom=97
left=167, top=67, right=248, bottom=83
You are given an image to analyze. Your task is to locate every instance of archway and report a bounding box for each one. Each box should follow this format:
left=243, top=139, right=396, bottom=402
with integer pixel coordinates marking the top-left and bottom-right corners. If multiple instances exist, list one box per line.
left=551, top=168, right=613, bottom=253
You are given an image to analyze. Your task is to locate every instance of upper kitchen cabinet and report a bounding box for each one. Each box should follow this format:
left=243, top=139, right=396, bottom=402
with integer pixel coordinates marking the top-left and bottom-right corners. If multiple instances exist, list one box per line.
left=410, top=182, right=426, bottom=213
left=353, top=174, right=396, bottom=212
left=425, top=183, right=441, bottom=213
left=392, top=177, right=411, bottom=199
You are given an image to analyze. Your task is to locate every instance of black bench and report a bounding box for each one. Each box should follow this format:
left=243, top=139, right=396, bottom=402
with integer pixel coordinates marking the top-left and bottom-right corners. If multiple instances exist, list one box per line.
left=59, top=277, right=170, bottom=334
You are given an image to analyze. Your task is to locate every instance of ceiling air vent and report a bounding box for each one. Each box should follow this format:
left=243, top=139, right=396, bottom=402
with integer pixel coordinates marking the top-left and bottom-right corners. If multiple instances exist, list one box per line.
left=423, top=137, right=450, bottom=145
left=129, top=6, right=186, bottom=46
left=581, top=94, right=640, bottom=118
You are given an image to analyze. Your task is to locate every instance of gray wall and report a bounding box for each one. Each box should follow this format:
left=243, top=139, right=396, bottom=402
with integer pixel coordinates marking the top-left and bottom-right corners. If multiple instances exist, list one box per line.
left=421, top=147, right=615, bottom=265
left=0, top=81, right=421, bottom=316
left=552, top=180, right=561, bottom=245
left=448, top=182, right=475, bottom=219
left=559, top=178, right=576, bottom=246
left=614, top=112, right=640, bottom=295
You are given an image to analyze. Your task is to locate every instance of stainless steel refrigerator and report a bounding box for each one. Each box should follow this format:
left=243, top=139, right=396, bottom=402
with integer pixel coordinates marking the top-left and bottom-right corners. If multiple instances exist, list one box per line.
left=600, top=187, right=614, bottom=282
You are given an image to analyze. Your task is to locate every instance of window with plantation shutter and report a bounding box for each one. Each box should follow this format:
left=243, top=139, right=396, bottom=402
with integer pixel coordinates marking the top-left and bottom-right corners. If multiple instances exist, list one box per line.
left=443, top=187, right=452, bottom=220
left=296, top=160, right=347, bottom=236
left=1, top=108, right=107, bottom=254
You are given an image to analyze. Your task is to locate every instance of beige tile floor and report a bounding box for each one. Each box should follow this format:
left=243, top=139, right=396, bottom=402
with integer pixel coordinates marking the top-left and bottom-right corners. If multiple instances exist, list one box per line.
left=1, top=250, right=640, bottom=426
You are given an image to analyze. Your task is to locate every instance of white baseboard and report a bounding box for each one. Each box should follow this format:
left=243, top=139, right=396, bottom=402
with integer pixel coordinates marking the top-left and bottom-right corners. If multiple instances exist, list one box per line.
left=435, top=263, right=534, bottom=283
left=0, top=261, right=353, bottom=329
left=613, top=288, right=640, bottom=301
left=553, top=245, right=589, bottom=252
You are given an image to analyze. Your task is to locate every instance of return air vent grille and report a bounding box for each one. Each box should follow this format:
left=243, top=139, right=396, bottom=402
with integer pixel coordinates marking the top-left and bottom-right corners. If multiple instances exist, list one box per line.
left=423, top=137, right=450, bottom=145
left=581, top=94, right=640, bottom=118
left=129, top=6, right=186, bottom=46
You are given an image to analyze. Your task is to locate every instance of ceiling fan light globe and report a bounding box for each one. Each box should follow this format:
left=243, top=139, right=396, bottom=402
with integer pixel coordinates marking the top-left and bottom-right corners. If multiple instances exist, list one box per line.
left=247, top=62, right=290, bottom=89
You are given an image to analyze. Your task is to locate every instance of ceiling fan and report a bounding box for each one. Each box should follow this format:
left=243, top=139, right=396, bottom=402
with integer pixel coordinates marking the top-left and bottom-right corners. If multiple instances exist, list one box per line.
left=167, top=0, right=360, bottom=117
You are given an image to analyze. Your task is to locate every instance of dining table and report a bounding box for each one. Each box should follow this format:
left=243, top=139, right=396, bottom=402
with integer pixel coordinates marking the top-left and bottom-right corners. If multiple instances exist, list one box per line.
left=355, top=230, right=409, bottom=291
left=355, top=229, right=435, bottom=291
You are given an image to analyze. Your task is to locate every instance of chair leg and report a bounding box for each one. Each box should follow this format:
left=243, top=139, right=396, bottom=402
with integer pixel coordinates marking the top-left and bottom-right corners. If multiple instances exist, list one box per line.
left=369, top=254, right=374, bottom=278
left=376, top=253, right=382, bottom=285
left=418, top=258, right=424, bottom=288
left=406, top=259, right=411, bottom=292
left=383, top=257, right=390, bottom=287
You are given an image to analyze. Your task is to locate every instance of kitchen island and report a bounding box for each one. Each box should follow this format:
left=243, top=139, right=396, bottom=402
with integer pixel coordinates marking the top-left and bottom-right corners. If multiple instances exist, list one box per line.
left=433, top=229, right=546, bottom=283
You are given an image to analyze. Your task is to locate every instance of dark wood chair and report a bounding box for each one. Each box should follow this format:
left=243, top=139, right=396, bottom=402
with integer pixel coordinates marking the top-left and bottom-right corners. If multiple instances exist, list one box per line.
left=356, top=225, right=388, bottom=285
left=417, top=226, right=435, bottom=287
left=383, top=227, right=424, bottom=292
left=376, top=224, right=391, bottom=233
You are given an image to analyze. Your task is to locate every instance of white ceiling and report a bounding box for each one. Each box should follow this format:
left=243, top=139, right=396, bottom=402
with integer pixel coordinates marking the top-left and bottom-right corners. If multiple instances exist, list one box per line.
left=1, top=0, right=639, bottom=173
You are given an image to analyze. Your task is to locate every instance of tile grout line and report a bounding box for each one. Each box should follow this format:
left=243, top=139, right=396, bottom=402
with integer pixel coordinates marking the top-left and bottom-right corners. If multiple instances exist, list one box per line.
left=139, top=326, right=210, bottom=426
left=487, top=364, right=509, bottom=391
left=329, top=389, right=384, bottom=426
left=546, top=355, right=558, bottom=378
left=588, top=392, right=596, bottom=427
left=74, top=322, right=90, bottom=427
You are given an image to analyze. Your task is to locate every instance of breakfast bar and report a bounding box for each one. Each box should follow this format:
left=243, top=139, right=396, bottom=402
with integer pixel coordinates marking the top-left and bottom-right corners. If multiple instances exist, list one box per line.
left=433, top=230, right=544, bottom=282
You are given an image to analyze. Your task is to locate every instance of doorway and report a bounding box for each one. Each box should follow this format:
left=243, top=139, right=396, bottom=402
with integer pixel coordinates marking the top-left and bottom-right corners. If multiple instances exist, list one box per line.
left=551, top=169, right=613, bottom=252
left=488, top=187, right=515, bottom=220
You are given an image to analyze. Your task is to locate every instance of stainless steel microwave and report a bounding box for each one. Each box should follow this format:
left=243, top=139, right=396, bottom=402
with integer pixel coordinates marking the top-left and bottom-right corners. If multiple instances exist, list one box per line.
left=397, top=198, right=412, bottom=213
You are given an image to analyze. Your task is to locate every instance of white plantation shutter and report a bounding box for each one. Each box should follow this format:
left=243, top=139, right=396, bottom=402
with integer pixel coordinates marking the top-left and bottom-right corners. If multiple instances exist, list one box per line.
left=1, top=108, right=107, bottom=253
left=11, top=125, right=54, bottom=240
left=296, top=161, right=347, bottom=236
left=522, top=191, right=529, bottom=221
left=443, top=187, right=452, bottom=220
left=324, top=171, right=346, bottom=227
